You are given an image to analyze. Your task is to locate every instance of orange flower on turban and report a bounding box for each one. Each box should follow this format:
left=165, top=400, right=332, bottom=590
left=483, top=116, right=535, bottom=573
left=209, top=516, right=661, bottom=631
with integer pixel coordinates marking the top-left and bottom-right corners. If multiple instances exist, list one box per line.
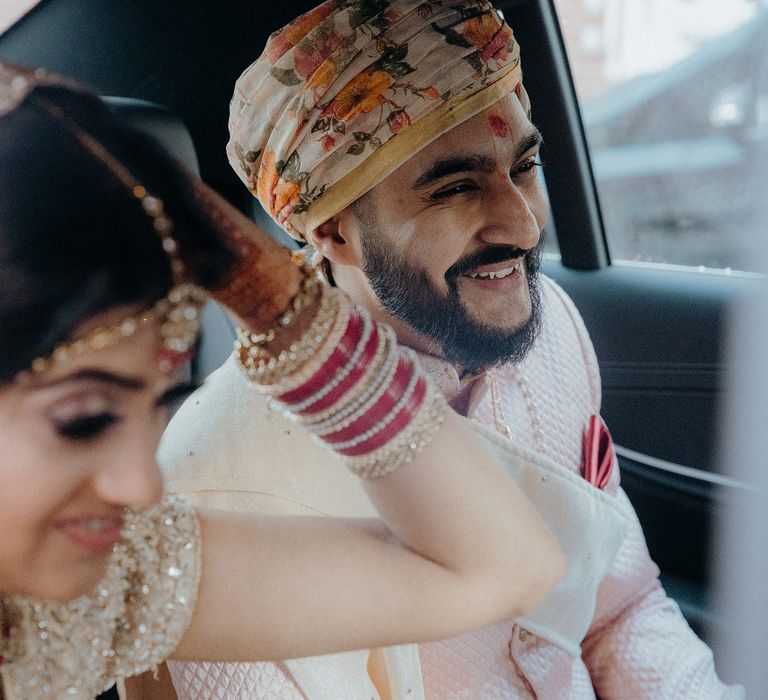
left=328, top=71, right=394, bottom=122
left=462, top=13, right=499, bottom=49
left=307, top=58, right=337, bottom=91
left=266, top=0, right=339, bottom=64
left=256, top=148, right=280, bottom=206
left=274, top=180, right=302, bottom=219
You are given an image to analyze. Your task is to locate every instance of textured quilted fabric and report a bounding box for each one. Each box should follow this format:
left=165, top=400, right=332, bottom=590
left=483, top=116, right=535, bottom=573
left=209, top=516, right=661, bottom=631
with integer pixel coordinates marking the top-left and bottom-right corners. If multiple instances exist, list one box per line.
left=418, top=279, right=740, bottom=699
left=418, top=277, right=603, bottom=699
left=419, top=622, right=530, bottom=699
left=168, top=660, right=307, bottom=699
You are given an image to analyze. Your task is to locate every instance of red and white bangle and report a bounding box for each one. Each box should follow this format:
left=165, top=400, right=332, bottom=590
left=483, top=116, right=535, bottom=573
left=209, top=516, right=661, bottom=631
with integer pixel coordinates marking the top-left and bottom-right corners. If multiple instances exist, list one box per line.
left=342, top=377, right=446, bottom=478
left=300, top=326, right=398, bottom=432
left=237, top=288, right=446, bottom=478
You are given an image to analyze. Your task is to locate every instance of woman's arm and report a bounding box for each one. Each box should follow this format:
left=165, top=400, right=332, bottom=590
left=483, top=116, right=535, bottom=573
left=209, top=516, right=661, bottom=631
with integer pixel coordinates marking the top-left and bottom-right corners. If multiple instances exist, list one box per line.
left=171, top=406, right=563, bottom=662
left=165, top=182, right=565, bottom=662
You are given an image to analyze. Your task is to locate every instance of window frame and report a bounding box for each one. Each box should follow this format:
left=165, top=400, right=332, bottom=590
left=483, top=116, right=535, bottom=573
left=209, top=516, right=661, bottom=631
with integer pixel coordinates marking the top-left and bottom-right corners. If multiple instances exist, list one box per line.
left=501, top=0, right=609, bottom=270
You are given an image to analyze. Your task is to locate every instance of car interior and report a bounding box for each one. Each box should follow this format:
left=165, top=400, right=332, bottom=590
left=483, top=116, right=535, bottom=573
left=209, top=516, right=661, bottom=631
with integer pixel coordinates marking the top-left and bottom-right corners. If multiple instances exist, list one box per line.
left=1, top=0, right=762, bottom=695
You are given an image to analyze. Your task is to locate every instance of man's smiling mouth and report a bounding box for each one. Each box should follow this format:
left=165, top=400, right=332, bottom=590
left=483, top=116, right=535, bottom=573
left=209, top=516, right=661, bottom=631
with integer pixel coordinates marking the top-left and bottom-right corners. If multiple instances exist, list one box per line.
left=465, top=259, right=523, bottom=280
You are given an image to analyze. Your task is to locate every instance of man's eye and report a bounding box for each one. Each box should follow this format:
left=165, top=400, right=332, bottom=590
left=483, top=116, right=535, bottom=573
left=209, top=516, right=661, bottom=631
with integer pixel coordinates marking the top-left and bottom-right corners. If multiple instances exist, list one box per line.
left=431, top=181, right=478, bottom=200
left=514, top=159, right=543, bottom=177
left=55, top=413, right=118, bottom=441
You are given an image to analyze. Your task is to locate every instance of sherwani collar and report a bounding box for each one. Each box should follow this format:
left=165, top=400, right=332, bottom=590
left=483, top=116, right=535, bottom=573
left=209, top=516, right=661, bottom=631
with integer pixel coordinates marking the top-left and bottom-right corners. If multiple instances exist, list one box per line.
left=415, top=351, right=491, bottom=418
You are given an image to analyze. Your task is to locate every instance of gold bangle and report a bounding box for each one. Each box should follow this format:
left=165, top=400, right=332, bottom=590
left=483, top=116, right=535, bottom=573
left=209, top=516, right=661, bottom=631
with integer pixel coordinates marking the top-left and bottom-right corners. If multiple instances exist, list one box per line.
left=236, top=285, right=343, bottom=386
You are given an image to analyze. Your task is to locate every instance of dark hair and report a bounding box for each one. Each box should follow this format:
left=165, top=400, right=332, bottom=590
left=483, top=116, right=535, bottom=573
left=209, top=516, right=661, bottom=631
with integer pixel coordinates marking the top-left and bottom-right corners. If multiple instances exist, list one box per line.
left=0, top=83, right=235, bottom=383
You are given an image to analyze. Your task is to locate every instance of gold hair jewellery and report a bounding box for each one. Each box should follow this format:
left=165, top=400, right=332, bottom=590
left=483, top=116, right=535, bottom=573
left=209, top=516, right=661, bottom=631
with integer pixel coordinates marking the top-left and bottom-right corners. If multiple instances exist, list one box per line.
left=20, top=91, right=208, bottom=375
left=26, top=284, right=207, bottom=376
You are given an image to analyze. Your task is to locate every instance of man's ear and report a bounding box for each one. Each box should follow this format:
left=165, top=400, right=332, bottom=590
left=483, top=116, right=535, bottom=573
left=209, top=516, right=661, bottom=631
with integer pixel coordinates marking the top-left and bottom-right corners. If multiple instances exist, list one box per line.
left=306, top=211, right=361, bottom=267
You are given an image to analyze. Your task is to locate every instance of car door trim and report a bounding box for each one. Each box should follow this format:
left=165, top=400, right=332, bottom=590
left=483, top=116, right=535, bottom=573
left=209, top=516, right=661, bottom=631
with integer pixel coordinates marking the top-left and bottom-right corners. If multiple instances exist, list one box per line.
left=615, top=444, right=753, bottom=492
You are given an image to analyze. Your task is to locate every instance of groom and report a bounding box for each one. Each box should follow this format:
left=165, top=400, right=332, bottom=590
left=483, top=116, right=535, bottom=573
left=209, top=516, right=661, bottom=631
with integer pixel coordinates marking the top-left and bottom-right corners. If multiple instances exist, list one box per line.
left=157, top=1, right=737, bottom=698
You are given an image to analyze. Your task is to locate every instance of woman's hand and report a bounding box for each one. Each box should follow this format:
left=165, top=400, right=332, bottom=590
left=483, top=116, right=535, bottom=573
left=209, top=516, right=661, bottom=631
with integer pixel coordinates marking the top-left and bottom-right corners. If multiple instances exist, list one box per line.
left=191, top=181, right=308, bottom=339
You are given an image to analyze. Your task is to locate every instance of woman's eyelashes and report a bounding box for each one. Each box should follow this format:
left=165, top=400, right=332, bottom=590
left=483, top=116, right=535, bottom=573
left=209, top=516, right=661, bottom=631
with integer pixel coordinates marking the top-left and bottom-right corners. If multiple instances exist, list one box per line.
left=55, top=412, right=119, bottom=441
left=48, top=381, right=199, bottom=441
left=50, top=394, right=119, bottom=441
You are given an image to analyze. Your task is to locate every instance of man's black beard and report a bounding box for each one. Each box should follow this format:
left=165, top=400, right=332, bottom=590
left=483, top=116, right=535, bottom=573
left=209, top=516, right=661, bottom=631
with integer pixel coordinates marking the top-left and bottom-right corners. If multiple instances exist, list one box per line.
left=360, top=228, right=543, bottom=375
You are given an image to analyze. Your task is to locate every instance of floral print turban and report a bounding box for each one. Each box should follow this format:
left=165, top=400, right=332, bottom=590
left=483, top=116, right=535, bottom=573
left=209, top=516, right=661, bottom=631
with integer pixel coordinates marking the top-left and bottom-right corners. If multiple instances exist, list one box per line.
left=228, top=0, right=528, bottom=239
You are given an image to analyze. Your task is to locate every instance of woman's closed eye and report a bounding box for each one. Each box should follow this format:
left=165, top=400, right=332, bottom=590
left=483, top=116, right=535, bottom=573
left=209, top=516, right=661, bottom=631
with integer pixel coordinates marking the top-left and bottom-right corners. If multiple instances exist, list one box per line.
left=55, top=412, right=120, bottom=441
left=50, top=394, right=120, bottom=441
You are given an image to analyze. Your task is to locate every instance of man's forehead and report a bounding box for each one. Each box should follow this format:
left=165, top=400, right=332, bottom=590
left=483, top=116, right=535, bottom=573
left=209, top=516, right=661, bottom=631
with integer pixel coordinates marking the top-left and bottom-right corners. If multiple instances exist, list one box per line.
left=389, top=94, right=536, bottom=182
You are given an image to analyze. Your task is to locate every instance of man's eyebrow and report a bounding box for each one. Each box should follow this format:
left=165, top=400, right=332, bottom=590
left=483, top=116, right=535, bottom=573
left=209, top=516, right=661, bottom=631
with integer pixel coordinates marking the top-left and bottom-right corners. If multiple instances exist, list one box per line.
left=37, top=368, right=146, bottom=391
left=412, top=127, right=544, bottom=190
left=517, top=128, right=544, bottom=160
left=413, top=155, right=496, bottom=189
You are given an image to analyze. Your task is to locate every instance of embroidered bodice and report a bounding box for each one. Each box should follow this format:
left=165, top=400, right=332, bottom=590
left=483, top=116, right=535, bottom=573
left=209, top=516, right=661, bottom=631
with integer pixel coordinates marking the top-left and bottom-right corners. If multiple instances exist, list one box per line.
left=0, top=496, right=200, bottom=700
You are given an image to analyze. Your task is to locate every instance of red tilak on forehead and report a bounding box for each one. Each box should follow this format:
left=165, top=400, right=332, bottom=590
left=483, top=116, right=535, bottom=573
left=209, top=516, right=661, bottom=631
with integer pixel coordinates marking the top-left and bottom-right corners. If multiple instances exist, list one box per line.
left=487, top=114, right=509, bottom=139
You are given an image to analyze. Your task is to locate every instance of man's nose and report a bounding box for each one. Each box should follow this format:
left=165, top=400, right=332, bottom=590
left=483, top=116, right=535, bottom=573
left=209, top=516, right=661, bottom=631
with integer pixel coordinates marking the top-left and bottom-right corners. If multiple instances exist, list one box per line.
left=477, top=180, right=542, bottom=251
left=93, top=434, right=164, bottom=510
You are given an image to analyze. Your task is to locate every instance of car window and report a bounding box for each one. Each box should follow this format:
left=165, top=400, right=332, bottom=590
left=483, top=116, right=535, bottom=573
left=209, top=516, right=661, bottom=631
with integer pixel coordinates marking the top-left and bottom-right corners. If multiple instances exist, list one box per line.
left=0, top=0, right=40, bottom=34
left=553, top=0, right=768, bottom=272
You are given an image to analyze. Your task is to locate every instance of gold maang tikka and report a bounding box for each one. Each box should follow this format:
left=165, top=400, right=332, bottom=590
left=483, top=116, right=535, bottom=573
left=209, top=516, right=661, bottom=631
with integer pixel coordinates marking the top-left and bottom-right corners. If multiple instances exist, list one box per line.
left=18, top=86, right=208, bottom=376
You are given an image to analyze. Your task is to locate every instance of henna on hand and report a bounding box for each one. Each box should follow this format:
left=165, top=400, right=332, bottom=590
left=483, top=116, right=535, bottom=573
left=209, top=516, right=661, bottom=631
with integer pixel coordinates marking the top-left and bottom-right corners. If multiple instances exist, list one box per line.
left=192, top=180, right=303, bottom=332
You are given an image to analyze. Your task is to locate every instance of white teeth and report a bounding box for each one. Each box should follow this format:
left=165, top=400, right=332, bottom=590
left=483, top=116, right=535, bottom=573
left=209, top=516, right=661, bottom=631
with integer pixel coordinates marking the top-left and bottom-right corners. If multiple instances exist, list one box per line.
left=468, top=262, right=520, bottom=280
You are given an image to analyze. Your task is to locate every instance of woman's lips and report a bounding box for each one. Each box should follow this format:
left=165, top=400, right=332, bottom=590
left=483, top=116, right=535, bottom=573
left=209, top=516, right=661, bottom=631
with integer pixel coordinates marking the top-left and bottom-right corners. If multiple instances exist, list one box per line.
left=55, top=514, right=125, bottom=555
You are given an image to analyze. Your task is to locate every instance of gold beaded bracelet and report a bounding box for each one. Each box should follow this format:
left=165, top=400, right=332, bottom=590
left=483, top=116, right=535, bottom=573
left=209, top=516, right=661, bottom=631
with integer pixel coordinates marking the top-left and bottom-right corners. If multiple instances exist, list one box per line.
left=236, top=285, right=342, bottom=386
left=241, top=256, right=322, bottom=350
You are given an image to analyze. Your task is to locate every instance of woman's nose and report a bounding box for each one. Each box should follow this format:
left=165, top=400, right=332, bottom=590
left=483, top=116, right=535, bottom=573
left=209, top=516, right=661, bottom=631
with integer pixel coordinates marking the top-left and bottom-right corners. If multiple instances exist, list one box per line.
left=93, top=433, right=164, bottom=510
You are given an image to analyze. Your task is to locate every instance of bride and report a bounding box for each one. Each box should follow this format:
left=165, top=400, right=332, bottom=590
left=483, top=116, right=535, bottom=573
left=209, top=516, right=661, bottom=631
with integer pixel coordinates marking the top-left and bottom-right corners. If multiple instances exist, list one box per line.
left=0, top=63, right=563, bottom=699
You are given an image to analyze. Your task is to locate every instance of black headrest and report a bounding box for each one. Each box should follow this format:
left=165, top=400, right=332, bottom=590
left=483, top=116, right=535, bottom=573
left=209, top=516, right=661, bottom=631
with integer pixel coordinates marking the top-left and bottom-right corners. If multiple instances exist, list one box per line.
left=103, top=96, right=200, bottom=176
left=100, top=95, right=236, bottom=378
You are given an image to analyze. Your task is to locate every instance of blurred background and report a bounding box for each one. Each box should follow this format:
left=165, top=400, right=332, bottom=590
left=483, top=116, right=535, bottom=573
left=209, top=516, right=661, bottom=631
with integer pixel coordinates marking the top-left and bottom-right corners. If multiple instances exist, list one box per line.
left=555, top=0, right=768, bottom=272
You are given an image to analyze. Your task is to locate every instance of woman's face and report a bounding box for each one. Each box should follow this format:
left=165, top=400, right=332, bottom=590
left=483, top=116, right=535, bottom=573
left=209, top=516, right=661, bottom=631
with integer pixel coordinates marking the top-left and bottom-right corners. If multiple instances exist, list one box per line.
left=0, top=306, right=189, bottom=601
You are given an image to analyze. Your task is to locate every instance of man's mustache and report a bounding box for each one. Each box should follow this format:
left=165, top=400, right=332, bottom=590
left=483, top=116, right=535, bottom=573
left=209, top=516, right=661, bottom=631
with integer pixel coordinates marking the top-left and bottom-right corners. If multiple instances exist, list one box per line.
left=445, top=242, right=542, bottom=285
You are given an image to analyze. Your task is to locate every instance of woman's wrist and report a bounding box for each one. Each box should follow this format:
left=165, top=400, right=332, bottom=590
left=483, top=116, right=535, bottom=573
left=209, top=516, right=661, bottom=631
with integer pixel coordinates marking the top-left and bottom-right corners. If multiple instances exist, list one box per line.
left=234, top=287, right=447, bottom=478
left=236, top=282, right=341, bottom=386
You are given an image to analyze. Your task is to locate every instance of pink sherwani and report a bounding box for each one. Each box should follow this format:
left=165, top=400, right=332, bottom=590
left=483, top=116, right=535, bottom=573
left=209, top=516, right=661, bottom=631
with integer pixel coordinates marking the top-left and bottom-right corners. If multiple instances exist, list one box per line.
left=165, top=276, right=741, bottom=699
